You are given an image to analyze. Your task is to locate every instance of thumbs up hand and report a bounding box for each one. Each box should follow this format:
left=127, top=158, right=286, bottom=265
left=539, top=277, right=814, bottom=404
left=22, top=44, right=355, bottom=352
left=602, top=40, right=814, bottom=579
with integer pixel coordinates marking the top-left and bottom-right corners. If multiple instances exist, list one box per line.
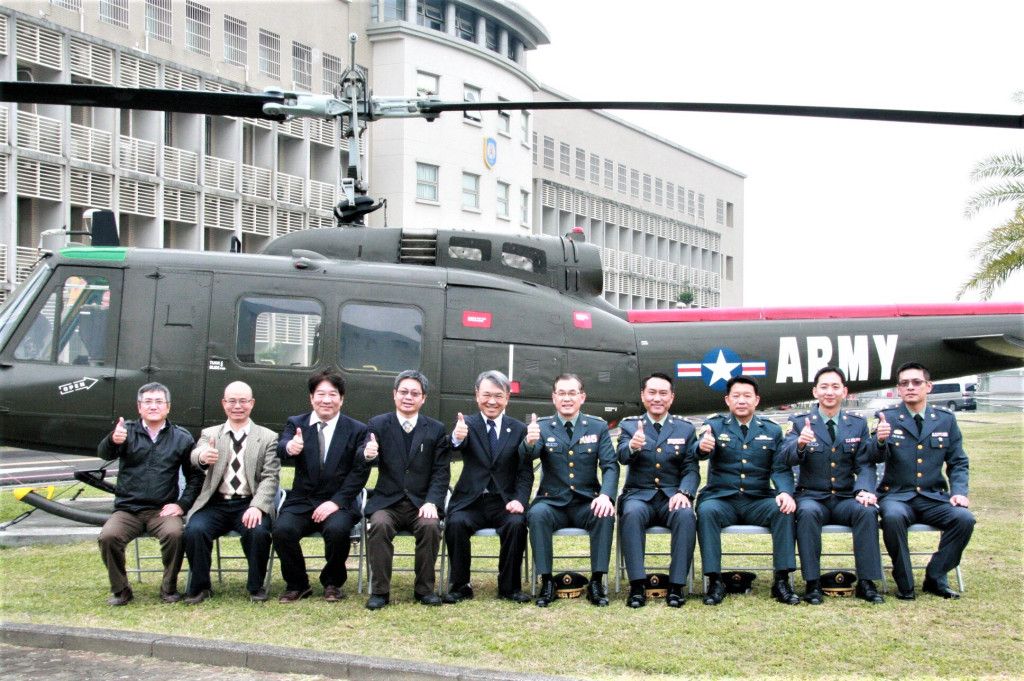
left=453, top=412, right=469, bottom=442
left=112, top=417, right=128, bottom=445
left=698, top=424, right=716, bottom=453
left=797, top=417, right=817, bottom=448
left=629, top=420, right=646, bottom=451
left=875, top=412, right=891, bottom=442
left=525, top=413, right=540, bottom=445
left=287, top=427, right=304, bottom=456
left=202, top=436, right=219, bottom=466
left=363, top=433, right=379, bottom=461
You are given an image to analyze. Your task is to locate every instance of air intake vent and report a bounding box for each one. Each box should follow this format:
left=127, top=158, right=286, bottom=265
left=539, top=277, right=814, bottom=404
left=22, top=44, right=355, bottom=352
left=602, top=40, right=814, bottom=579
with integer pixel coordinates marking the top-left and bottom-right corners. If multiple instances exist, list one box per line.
left=401, top=228, right=437, bottom=265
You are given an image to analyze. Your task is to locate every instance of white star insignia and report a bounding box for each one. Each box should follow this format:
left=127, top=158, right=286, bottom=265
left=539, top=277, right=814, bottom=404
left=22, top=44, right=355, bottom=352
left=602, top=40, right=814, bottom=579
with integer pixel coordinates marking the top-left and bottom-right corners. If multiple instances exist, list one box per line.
left=703, top=349, right=740, bottom=387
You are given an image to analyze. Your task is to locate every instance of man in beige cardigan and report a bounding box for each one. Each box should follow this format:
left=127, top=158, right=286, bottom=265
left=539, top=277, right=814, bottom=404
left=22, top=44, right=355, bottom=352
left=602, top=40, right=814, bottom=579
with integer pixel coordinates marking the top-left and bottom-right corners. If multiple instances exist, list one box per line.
left=183, top=381, right=280, bottom=603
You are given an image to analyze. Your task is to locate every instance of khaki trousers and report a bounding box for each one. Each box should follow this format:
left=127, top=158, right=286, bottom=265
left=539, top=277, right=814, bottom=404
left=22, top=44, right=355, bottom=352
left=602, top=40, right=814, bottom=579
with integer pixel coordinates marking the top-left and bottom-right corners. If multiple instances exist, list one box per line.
left=97, top=509, right=184, bottom=594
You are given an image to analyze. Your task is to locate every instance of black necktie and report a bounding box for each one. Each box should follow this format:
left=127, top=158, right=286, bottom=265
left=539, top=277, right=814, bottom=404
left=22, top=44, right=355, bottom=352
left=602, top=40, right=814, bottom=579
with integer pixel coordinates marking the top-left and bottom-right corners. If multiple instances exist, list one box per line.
left=486, top=419, right=499, bottom=455
left=653, top=422, right=662, bottom=435
left=564, top=420, right=574, bottom=440
left=827, top=419, right=836, bottom=443
left=914, top=414, right=924, bottom=432
left=740, top=424, right=748, bottom=438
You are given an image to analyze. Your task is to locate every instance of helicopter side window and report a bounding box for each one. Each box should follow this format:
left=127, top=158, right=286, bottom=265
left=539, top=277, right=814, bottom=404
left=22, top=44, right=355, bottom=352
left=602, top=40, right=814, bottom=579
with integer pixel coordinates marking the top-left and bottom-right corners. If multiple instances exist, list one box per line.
left=339, top=303, right=422, bottom=373
left=448, top=236, right=491, bottom=262
left=501, top=243, right=545, bottom=273
left=12, top=275, right=111, bottom=365
left=236, top=296, right=322, bottom=367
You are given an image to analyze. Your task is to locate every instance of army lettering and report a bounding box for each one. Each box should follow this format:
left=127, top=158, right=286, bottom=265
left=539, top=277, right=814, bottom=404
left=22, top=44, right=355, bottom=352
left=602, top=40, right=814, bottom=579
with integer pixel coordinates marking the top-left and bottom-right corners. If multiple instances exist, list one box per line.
left=776, top=334, right=898, bottom=383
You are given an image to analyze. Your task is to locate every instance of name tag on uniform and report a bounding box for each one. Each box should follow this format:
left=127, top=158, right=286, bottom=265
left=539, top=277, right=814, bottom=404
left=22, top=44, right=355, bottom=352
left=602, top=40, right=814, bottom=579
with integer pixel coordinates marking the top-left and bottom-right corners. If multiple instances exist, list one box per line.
left=845, top=437, right=861, bottom=444
left=718, top=434, right=731, bottom=442
left=667, top=438, right=687, bottom=445
left=933, top=432, right=948, bottom=437
left=755, top=434, right=773, bottom=441
left=579, top=434, right=598, bottom=444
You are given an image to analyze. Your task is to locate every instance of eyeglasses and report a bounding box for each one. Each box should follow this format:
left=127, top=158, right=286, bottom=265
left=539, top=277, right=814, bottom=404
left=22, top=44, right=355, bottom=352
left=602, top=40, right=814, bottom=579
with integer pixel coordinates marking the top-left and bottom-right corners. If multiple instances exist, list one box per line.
left=138, top=399, right=167, bottom=406
left=897, top=379, right=927, bottom=388
left=223, top=398, right=252, bottom=406
left=554, top=391, right=582, bottom=399
left=478, top=392, right=508, bottom=401
left=396, top=389, right=423, bottom=398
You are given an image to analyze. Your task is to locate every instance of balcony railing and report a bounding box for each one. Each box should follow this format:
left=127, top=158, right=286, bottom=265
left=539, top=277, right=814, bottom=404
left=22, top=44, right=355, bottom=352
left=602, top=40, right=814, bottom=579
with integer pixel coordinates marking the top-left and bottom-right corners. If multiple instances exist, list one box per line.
left=164, top=146, right=198, bottom=183
left=16, top=110, right=62, bottom=155
left=69, top=123, right=113, bottom=165
left=276, top=171, right=304, bottom=206
left=242, top=165, right=272, bottom=199
left=203, top=155, right=237, bottom=191
left=119, top=135, right=157, bottom=174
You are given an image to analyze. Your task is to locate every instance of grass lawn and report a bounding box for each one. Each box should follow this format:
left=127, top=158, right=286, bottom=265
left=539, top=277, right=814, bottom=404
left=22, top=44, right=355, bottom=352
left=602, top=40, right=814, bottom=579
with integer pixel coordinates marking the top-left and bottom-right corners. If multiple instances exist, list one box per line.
left=1, top=412, right=1021, bottom=680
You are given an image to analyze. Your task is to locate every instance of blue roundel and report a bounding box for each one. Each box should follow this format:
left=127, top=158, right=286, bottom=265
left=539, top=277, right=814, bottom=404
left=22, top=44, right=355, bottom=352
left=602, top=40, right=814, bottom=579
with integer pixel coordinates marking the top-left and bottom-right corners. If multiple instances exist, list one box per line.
left=700, top=347, right=743, bottom=391
left=484, top=137, right=498, bottom=169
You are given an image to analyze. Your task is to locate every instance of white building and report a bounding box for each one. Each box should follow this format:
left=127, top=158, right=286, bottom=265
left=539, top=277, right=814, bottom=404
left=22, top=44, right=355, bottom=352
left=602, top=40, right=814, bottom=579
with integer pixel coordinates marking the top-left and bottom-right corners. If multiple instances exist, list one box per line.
left=0, top=0, right=743, bottom=310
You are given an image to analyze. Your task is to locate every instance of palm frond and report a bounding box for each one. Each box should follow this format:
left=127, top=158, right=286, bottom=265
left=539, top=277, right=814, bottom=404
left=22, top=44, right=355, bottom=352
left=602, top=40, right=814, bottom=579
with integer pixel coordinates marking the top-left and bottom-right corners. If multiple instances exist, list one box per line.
left=969, top=152, right=1024, bottom=181
left=957, top=211, right=1024, bottom=300
left=963, top=181, right=1024, bottom=217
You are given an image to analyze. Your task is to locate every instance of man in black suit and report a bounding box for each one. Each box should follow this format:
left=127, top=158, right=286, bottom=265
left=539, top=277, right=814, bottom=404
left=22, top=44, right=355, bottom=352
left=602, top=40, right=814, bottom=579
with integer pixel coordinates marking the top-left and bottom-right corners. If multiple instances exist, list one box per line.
left=442, top=370, right=533, bottom=604
left=272, top=368, right=367, bottom=603
left=359, top=370, right=451, bottom=609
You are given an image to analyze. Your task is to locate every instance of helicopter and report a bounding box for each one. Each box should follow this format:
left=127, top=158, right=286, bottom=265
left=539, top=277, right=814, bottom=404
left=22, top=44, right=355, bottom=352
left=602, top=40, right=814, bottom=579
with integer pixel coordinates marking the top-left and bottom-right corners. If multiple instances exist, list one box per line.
left=0, top=33, right=1022, bottom=495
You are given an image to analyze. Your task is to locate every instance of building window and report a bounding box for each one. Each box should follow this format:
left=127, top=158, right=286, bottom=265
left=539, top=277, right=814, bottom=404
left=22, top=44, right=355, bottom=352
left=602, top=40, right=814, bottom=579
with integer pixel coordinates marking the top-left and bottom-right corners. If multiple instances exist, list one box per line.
left=520, top=190, right=530, bottom=225
left=323, top=53, right=343, bottom=94
left=496, top=181, right=510, bottom=218
left=655, top=178, right=663, bottom=206
left=456, top=6, right=476, bottom=42
left=258, top=30, right=281, bottom=80
left=589, top=154, right=600, bottom=185
left=618, top=164, right=627, bottom=194
left=100, top=0, right=129, bottom=29
left=417, top=0, right=444, bottom=31
left=725, top=255, right=734, bottom=281
left=497, top=99, right=510, bottom=134
left=416, top=163, right=439, bottom=201
left=292, top=41, right=312, bottom=91
left=224, top=16, right=247, bottom=67
left=698, top=193, right=705, bottom=221
left=716, top=198, right=725, bottom=224
left=667, top=182, right=675, bottom=209
left=678, top=186, right=686, bottom=214
left=417, top=71, right=439, bottom=97
left=630, top=169, right=640, bottom=198
left=145, top=0, right=172, bottom=43
left=727, top=201, right=735, bottom=227
left=53, top=0, right=82, bottom=11
left=642, top=174, right=652, bottom=203
left=185, top=1, right=211, bottom=56
left=687, top=189, right=695, bottom=216
left=604, top=159, right=614, bottom=190
left=464, top=83, right=481, bottom=122
left=371, top=0, right=406, bottom=22
left=485, top=21, right=499, bottom=51
left=462, top=172, right=480, bottom=209
left=542, top=136, right=554, bottom=170
left=521, top=111, right=530, bottom=145
left=575, top=148, right=586, bottom=181
left=532, top=131, right=538, bottom=165
left=559, top=143, right=570, bottom=176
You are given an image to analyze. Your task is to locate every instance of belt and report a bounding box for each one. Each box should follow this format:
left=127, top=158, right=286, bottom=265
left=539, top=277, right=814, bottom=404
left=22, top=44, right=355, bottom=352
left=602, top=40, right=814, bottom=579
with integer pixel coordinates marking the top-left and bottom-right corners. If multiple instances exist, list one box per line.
left=222, top=494, right=252, bottom=502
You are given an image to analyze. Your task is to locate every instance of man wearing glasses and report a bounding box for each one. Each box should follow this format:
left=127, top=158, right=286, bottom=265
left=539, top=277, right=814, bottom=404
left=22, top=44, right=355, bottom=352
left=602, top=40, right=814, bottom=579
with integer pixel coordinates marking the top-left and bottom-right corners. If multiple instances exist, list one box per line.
left=182, top=381, right=280, bottom=604
left=97, top=382, right=203, bottom=605
left=521, top=373, right=619, bottom=607
left=874, top=361, right=974, bottom=600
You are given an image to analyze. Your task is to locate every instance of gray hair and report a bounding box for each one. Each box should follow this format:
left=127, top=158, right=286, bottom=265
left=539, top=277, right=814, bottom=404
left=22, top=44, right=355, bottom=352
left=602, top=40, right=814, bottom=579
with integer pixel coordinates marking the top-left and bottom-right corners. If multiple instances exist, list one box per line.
left=475, top=370, right=510, bottom=394
left=137, top=382, right=170, bottom=403
left=394, top=369, right=429, bottom=394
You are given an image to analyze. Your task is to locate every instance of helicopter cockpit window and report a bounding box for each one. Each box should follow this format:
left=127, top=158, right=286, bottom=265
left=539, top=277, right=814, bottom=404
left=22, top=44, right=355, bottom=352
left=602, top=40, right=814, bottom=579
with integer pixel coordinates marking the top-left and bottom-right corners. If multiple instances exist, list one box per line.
left=236, top=296, right=322, bottom=367
left=501, top=243, right=546, bottom=274
left=448, top=236, right=491, bottom=262
left=13, top=275, right=111, bottom=366
left=339, top=303, right=422, bottom=373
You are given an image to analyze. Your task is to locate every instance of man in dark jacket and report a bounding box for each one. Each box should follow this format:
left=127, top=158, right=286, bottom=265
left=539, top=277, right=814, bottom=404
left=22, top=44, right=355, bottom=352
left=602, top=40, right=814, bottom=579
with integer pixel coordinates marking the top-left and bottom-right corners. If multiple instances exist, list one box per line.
left=97, top=382, right=202, bottom=605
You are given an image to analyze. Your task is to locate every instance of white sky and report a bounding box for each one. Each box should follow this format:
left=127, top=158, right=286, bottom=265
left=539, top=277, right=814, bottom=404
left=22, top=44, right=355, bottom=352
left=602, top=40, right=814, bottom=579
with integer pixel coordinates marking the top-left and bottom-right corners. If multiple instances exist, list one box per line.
left=515, top=0, right=1023, bottom=306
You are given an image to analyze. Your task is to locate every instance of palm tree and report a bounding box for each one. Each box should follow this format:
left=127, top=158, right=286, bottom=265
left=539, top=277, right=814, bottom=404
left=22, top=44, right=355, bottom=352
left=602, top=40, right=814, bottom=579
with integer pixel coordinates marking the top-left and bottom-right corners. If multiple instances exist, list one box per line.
left=957, top=91, right=1024, bottom=300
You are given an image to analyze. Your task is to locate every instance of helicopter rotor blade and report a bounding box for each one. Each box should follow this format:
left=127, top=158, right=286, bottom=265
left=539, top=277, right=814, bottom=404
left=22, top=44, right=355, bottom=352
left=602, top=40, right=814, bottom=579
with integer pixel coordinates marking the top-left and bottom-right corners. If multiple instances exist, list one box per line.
left=420, top=99, right=1024, bottom=130
left=0, top=81, right=288, bottom=120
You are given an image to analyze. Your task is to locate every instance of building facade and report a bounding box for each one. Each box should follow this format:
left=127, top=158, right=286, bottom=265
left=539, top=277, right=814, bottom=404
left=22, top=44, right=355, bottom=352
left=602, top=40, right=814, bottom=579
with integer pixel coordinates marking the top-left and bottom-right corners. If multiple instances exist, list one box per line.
left=0, top=0, right=743, bottom=310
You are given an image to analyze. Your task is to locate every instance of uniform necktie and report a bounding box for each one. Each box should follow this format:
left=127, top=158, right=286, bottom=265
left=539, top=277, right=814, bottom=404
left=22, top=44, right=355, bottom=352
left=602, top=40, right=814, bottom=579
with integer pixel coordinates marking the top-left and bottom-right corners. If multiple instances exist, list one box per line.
left=740, top=424, right=748, bottom=438
left=564, top=420, right=574, bottom=440
left=653, top=422, right=662, bottom=435
left=826, top=419, right=836, bottom=443
left=487, top=419, right=498, bottom=455
left=403, top=420, right=413, bottom=433
left=914, top=414, right=924, bottom=432
left=318, top=421, right=328, bottom=468
left=227, top=432, right=246, bottom=494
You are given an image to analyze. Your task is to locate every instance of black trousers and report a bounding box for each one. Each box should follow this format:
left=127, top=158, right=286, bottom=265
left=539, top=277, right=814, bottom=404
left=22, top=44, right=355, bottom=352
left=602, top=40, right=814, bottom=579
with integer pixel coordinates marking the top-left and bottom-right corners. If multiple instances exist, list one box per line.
left=272, top=500, right=360, bottom=592
left=445, top=494, right=528, bottom=595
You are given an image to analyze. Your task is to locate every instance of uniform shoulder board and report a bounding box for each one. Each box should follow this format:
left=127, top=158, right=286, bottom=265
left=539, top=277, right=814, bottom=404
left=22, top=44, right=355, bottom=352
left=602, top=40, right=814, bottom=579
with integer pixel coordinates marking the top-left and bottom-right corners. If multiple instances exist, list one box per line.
left=538, top=415, right=555, bottom=422
left=792, top=411, right=812, bottom=420
left=584, top=413, right=608, bottom=425
left=933, top=405, right=953, bottom=414
left=621, top=415, right=642, bottom=422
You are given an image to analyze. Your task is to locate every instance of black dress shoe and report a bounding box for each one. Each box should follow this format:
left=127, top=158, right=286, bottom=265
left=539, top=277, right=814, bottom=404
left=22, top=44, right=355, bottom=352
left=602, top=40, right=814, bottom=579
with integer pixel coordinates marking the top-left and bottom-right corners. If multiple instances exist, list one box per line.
left=855, top=579, right=884, bottom=604
left=625, top=584, right=646, bottom=609
left=159, top=589, right=182, bottom=604
left=666, top=586, right=685, bottom=608
left=586, top=580, right=609, bottom=606
left=895, top=588, right=916, bottom=601
left=535, top=580, right=556, bottom=607
left=922, top=576, right=960, bottom=600
left=498, top=590, right=531, bottom=603
left=416, top=592, right=442, bottom=606
left=107, top=587, right=133, bottom=606
left=249, top=587, right=269, bottom=603
left=772, top=578, right=800, bottom=605
left=184, top=589, right=212, bottom=605
left=442, top=584, right=474, bottom=604
left=803, top=580, right=823, bottom=605
left=703, top=578, right=726, bottom=606
left=365, top=593, right=390, bottom=610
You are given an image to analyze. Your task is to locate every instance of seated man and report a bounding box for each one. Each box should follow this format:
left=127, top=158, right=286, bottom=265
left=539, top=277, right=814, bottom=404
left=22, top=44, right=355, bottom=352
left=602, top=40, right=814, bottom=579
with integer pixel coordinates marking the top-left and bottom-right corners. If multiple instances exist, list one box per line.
left=183, top=381, right=280, bottom=603
left=359, top=370, right=452, bottom=609
left=273, top=368, right=367, bottom=603
left=875, top=361, right=975, bottom=600
left=521, top=373, right=619, bottom=607
left=617, top=372, right=699, bottom=608
left=443, top=370, right=533, bottom=604
left=781, top=366, right=884, bottom=605
left=97, top=382, right=203, bottom=605
left=693, top=375, right=798, bottom=606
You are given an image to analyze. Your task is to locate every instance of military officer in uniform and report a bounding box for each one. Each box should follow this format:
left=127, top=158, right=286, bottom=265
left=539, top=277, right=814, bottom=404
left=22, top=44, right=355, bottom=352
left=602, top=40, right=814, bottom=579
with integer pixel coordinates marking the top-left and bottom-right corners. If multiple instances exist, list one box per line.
left=693, top=375, right=799, bottom=605
left=521, top=373, right=619, bottom=607
left=781, top=366, right=884, bottom=605
left=617, top=372, right=699, bottom=608
left=874, top=361, right=974, bottom=600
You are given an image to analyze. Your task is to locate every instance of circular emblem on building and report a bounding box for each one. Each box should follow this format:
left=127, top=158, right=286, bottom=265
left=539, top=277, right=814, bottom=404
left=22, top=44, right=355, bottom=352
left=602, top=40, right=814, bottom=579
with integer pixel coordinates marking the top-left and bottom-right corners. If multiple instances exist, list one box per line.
left=483, top=137, right=498, bottom=169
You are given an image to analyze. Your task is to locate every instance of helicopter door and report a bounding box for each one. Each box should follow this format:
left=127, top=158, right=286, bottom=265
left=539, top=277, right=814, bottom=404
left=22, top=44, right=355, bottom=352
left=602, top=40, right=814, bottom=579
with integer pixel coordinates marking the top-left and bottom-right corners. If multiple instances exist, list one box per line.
left=145, top=269, right=213, bottom=428
left=0, top=267, right=123, bottom=453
